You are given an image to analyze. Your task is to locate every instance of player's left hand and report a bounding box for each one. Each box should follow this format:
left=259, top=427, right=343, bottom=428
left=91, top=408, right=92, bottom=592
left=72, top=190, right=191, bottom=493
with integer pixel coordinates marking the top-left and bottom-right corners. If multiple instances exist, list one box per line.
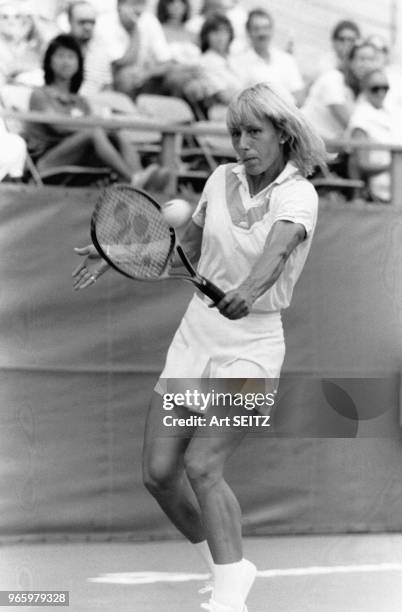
left=211, top=288, right=253, bottom=320
left=72, top=244, right=109, bottom=290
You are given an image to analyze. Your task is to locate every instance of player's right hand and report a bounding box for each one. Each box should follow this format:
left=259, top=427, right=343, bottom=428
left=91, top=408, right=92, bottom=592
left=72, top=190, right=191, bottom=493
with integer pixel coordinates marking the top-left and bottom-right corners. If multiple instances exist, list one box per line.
left=72, top=244, right=109, bottom=290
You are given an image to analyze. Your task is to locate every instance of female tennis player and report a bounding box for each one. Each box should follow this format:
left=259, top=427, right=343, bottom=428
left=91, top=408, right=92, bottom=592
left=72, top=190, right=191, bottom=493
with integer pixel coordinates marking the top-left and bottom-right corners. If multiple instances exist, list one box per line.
left=73, top=83, right=327, bottom=612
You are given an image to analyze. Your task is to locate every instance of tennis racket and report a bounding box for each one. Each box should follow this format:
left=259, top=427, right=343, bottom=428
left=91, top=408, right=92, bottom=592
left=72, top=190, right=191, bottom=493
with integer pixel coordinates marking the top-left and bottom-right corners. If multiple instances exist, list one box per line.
left=90, top=184, right=225, bottom=304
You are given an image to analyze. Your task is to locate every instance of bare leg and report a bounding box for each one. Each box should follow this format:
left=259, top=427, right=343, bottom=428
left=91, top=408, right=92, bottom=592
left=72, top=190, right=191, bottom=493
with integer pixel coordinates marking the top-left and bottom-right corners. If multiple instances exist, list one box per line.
left=89, top=128, right=135, bottom=180
left=111, top=129, right=143, bottom=172
left=37, top=129, right=134, bottom=181
left=184, top=399, right=259, bottom=611
left=36, top=131, right=93, bottom=170
left=143, top=390, right=252, bottom=561
left=142, top=391, right=206, bottom=543
left=184, top=404, right=249, bottom=564
left=143, top=389, right=257, bottom=609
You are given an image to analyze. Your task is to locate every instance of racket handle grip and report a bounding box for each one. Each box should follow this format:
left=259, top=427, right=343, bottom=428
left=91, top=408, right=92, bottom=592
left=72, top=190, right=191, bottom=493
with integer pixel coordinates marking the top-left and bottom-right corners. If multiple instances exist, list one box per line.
left=198, top=278, right=225, bottom=304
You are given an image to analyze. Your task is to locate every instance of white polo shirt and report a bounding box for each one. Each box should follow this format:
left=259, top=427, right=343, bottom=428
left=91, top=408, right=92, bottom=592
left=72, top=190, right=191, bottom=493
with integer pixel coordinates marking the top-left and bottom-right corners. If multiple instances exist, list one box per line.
left=94, top=10, right=171, bottom=70
left=80, top=38, right=115, bottom=95
left=348, top=97, right=402, bottom=202
left=231, top=47, right=304, bottom=101
left=302, top=68, right=355, bottom=140
left=192, top=161, right=318, bottom=313
left=199, top=49, right=242, bottom=95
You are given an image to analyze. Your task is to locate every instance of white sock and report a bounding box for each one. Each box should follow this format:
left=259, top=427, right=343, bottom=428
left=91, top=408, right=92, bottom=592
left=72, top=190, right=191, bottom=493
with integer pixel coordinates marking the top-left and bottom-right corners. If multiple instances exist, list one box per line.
left=194, top=540, right=215, bottom=575
left=213, top=558, right=256, bottom=609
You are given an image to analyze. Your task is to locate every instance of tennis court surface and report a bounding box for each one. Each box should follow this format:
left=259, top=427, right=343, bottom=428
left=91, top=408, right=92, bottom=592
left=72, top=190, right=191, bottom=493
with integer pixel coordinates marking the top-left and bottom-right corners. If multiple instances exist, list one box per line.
left=1, top=189, right=401, bottom=611
left=1, top=534, right=402, bottom=611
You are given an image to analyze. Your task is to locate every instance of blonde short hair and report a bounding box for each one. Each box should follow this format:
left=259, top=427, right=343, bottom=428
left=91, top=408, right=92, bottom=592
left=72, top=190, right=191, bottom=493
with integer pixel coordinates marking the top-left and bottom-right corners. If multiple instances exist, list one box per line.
left=227, top=83, right=328, bottom=177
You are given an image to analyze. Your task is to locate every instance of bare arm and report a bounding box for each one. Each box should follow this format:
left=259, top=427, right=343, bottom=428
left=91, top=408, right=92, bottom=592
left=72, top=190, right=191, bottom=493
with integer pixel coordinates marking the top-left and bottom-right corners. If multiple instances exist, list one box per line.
left=72, top=244, right=110, bottom=290
left=29, top=89, right=86, bottom=136
left=170, top=220, right=203, bottom=269
left=328, top=103, right=351, bottom=129
left=215, top=220, right=306, bottom=319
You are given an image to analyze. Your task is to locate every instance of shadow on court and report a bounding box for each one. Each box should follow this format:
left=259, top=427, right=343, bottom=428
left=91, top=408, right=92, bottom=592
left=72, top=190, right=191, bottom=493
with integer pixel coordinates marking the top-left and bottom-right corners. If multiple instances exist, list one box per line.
left=1, top=534, right=402, bottom=611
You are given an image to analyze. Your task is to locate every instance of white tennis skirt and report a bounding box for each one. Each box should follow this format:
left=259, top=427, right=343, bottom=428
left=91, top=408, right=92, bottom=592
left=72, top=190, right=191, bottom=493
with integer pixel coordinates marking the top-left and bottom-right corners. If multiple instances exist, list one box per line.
left=155, top=294, right=285, bottom=413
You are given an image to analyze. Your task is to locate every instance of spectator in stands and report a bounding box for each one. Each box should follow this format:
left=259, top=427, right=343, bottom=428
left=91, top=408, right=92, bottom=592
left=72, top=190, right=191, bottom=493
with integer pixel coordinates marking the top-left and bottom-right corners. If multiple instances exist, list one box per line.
left=25, top=34, right=169, bottom=188
left=157, top=0, right=200, bottom=64
left=345, top=40, right=379, bottom=97
left=56, top=0, right=116, bottom=28
left=330, top=20, right=361, bottom=71
left=186, top=0, right=247, bottom=53
left=304, top=19, right=361, bottom=88
left=366, top=34, right=402, bottom=110
left=94, top=0, right=172, bottom=98
left=0, top=0, right=56, bottom=86
left=348, top=68, right=402, bottom=202
left=67, top=0, right=114, bottom=96
left=0, top=118, right=27, bottom=182
left=302, top=40, right=378, bottom=142
left=366, top=34, right=390, bottom=70
left=156, top=0, right=210, bottom=106
left=163, top=12, right=241, bottom=116
left=231, top=9, right=305, bottom=106
left=198, top=13, right=240, bottom=105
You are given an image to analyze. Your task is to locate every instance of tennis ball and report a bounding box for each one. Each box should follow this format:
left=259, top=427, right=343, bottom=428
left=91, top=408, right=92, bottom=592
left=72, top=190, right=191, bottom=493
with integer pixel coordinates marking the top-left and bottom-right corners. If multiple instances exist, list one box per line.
left=162, top=198, right=193, bottom=228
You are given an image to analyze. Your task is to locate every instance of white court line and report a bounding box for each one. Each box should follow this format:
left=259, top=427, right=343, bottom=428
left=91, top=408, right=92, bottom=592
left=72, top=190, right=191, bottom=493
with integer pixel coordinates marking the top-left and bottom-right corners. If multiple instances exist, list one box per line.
left=88, top=564, right=402, bottom=584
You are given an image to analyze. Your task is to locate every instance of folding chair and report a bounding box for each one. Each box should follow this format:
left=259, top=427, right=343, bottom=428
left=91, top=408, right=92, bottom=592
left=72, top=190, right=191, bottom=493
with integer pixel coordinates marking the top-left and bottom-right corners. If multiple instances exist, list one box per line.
left=135, top=93, right=196, bottom=124
left=133, top=94, right=197, bottom=187
left=208, top=104, right=228, bottom=122
left=194, top=120, right=235, bottom=164
left=135, top=93, right=230, bottom=187
left=86, top=90, right=161, bottom=151
left=311, top=151, right=365, bottom=200
left=0, top=84, right=113, bottom=187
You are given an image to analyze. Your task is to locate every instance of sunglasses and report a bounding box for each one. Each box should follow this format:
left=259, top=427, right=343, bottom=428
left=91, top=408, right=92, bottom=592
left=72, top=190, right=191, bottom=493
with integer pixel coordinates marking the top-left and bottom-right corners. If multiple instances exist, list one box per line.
left=369, top=84, right=389, bottom=94
left=336, top=35, right=357, bottom=43
left=76, top=19, right=96, bottom=26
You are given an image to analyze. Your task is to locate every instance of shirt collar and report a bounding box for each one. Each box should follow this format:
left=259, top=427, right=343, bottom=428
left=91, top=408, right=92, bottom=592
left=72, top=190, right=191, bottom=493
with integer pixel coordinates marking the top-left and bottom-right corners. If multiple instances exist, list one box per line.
left=232, top=161, right=300, bottom=191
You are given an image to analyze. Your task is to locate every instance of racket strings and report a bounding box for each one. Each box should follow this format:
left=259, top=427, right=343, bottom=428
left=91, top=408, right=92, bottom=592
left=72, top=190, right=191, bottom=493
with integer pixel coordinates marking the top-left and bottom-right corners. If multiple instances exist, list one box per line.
left=94, top=186, right=173, bottom=279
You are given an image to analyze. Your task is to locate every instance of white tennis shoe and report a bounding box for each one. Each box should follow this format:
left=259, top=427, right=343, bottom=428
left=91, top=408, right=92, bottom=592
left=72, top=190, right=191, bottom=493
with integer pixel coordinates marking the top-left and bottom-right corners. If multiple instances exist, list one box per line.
left=199, top=558, right=256, bottom=612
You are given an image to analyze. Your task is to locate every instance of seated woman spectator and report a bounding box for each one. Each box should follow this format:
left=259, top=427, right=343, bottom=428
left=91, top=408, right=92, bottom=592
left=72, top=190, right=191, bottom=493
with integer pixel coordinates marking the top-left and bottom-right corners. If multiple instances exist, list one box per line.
left=302, top=40, right=378, bottom=142
left=348, top=68, right=402, bottom=203
left=198, top=13, right=240, bottom=105
left=344, top=40, right=380, bottom=98
left=157, top=0, right=200, bottom=64
left=156, top=0, right=204, bottom=100
left=25, top=34, right=168, bottom=188
left=0, top=1, right=56, bottom=86
left=164, top=12, right=241, bottom=116
left=186, top=0, right=247, bottom=53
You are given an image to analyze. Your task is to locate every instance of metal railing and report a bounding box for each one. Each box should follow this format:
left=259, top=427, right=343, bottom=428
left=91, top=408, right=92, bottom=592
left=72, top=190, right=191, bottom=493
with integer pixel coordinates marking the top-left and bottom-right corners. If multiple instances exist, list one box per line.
left=1, top=108, right=401, bottom=207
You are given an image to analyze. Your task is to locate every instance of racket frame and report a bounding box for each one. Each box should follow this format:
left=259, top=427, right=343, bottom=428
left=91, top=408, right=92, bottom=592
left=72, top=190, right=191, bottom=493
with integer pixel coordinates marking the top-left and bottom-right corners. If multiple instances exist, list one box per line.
left=90, top=185, right=175, bottom=280
left=90, top=184, right=225, bottom=304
